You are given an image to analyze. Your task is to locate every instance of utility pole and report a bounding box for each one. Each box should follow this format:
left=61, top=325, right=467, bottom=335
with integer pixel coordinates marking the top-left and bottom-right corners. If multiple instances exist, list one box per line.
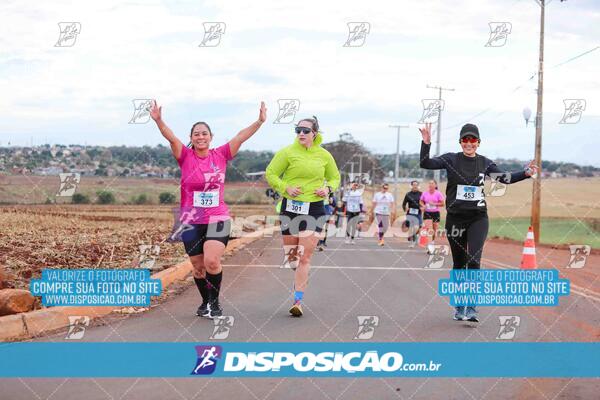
left=531, top=0, right=545, bottom=244
left=388, top=125, right=409, bottom=205
left=348, top=161, right=356, bottom=183
left=426, top=85, right=455, bottom=183
left=357, top=154, right=365, bottom=183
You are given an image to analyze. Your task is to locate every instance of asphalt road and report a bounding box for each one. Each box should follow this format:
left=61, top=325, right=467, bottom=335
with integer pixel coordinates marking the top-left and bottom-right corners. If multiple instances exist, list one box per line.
left=2, top=233, right=598, bottom=400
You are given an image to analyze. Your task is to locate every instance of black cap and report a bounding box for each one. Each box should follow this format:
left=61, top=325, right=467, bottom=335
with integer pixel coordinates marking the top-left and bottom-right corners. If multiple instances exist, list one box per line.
left=460, top=123, right=480, bottom=140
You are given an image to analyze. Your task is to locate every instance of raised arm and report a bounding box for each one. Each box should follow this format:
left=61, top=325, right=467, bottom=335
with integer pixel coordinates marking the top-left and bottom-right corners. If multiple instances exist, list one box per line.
left=486, top=160, right=538, bottom=184
left=150, top=100, right=184, bottom=160
left=419, top=123, right=447, bottom=170
left=229, top=102, right=267, bottom=158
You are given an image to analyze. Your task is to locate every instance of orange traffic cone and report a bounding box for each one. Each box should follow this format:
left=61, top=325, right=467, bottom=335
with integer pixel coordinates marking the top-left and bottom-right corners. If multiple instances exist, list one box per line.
left=520, top=226, right=537, bottom=269
left=418, top=227, right=430, bottom=248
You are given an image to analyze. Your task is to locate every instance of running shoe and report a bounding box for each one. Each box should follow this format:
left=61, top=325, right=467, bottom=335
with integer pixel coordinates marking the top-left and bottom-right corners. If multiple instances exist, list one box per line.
left=289, top=301, right=303, bottom=317
left=196, top=301, right=210, bottom=317
left=453, top=306, right=466, bottom=321
left=317, top=245, right=324, bottom=252
left=350, top=239, right=355, bottom=245
left=378, top=239, right=385, bottom=246
left=465, top=306, right=479, bottom=322
left=207, top=299, right=223, bottom=319
left=345, top=238, right=351, bottom=244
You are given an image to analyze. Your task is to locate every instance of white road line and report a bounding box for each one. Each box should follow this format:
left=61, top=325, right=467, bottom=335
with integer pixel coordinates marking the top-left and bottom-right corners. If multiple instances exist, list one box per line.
left=222, top=264, right=449, bottom=271
left=253, top=247, right=424, bottom=253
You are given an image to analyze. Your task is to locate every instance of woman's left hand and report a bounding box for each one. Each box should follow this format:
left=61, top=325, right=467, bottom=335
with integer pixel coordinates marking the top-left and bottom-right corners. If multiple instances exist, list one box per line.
left=258, top=101, right=267, bottom=124
left=525, top=160, right=539, bottom=177
left=314, top=187, right=329, bottom=197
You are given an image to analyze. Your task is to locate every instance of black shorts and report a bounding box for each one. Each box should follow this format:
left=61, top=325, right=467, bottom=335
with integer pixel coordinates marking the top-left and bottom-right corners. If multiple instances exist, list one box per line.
left=279, top=197, right=327, bottom=235
left=182, top=220, right=231, bottom=256
left=423, top=211, right=441, bottom=223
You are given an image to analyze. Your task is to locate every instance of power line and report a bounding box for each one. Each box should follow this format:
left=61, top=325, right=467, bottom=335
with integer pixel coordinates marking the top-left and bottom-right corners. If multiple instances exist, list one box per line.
left=443, top=45, right=597, bottom=132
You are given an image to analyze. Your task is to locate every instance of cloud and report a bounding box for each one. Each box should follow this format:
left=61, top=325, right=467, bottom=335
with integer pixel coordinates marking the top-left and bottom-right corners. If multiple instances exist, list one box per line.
left=0, top=0, right=598, bottom=165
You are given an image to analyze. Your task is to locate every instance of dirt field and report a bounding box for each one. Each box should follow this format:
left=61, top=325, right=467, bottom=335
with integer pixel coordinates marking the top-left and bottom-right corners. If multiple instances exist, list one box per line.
left=2, top=175, right=599, bottom=219
left=0, top=204, right=272, bottom=295
left=0, top=175, right=272, bottom=205
left=361, top=177, right=600, bottom=219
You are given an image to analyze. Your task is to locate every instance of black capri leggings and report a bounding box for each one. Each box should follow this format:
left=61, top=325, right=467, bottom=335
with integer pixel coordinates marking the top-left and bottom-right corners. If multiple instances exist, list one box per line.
left=445, top=212, right=489, bottom=269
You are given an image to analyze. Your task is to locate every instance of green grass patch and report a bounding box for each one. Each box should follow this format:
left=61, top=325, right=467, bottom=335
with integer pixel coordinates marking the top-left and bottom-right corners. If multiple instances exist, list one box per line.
left=487, top=217, right=600, bottom=248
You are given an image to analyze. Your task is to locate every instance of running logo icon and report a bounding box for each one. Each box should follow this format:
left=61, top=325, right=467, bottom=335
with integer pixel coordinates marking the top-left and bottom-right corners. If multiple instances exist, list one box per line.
left=65, top=316, right=90, bottom=340
left=424, top=245, right=449, bottom=269
left=168, top=207, right=200, bottom=242
left=191, top=345, right=222, bottom=375
left=129, top=99, right=153, bottom=124
left=343, top=22, right=370, bottom=47
left=566, top=245, right=590, bottom=269
left=418, top=99, right=444, bottom=124
left=496, top=315, right=520, bottom=340
left=559, top=99, right=586, bottom=124
left=199, top=22, right=226, bottom=47
left=209, top=316, right=234, bottom=340
left=488, top=173, right=511, bottom=197
left=138, top=245, right=160, bottom=270
left=55, top=22, right=81, bottom=47
left=273, top=99, right=300, bottom=124
left=56, top=173, right=81, bottom=197
left=282, top=245, right=304, bottom=270
left=354, top=316, right=379, bottom=340
left=485, top=22, right=512, bottom=47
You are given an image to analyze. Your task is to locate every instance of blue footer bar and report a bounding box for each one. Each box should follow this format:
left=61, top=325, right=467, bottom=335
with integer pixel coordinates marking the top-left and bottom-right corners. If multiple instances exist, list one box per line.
left=0, top=342, right=597, bottom=378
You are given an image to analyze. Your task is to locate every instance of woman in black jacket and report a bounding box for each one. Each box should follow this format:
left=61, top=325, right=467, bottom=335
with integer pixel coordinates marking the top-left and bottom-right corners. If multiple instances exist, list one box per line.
left=419, top=122, right=538, bottom=322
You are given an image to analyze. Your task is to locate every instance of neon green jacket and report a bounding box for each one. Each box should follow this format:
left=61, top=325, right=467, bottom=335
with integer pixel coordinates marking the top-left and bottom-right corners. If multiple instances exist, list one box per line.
left=266, top=132, right=340, bottom=203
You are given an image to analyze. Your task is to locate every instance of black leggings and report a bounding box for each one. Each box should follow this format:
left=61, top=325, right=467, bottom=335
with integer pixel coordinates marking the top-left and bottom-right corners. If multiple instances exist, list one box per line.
left=346, top=212, right=360, bottom=239
left=445, top=212, right=489, bottom=269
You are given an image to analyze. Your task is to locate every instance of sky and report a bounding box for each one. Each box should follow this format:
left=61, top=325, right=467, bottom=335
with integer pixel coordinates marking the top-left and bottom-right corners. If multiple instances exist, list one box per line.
left=0, top=0, right=599, bottom=167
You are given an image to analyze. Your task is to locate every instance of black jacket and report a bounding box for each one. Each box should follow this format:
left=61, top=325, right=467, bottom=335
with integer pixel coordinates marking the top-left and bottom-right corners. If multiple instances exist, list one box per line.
left=419, top=141, right=529, bottom=215
left=402, top=191, right=422, bottom=213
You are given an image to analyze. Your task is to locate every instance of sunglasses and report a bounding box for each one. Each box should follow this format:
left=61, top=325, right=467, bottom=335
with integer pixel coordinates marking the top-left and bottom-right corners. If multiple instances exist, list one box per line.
left=295, top=127, right=313, bottom=135
left=460, top=137, right=479, bottom=144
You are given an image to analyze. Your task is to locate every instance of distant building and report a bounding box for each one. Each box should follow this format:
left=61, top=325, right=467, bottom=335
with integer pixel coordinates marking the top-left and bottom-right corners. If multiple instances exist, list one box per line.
left=34, top=166, right=63, bottom=175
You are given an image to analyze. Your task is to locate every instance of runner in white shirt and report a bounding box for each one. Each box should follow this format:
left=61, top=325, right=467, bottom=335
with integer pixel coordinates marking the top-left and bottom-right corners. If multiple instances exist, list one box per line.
left=371, top=183, right=395, bottom=246
left=342, top=182, right=364, bottom=244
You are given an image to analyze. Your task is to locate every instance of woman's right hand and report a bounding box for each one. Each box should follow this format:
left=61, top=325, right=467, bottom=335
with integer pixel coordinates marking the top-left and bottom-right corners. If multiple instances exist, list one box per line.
left=419, top=122, right=432, bottom=144
left=150, top=100, right=162, bottom=122
left=286, top=186, right=302, bottom=197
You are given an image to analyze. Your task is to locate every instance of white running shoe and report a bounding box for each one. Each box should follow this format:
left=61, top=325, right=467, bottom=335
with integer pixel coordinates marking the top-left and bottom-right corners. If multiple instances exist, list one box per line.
left=426, top=243, right=435, bottom=254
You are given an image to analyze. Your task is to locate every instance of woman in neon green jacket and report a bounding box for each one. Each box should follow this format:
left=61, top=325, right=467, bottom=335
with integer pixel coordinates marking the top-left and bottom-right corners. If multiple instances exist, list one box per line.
left=266, top=116, right=340, bottom=317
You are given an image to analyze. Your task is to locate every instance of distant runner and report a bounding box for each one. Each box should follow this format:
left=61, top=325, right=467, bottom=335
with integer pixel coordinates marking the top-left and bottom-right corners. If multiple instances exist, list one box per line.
left=420, top=179, right=445, bottom=253
left=401, top=180, right=423, bottom=247
left=343, top=182, right=364, bottom=244
left=371, top=183, right=395, bottom=246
